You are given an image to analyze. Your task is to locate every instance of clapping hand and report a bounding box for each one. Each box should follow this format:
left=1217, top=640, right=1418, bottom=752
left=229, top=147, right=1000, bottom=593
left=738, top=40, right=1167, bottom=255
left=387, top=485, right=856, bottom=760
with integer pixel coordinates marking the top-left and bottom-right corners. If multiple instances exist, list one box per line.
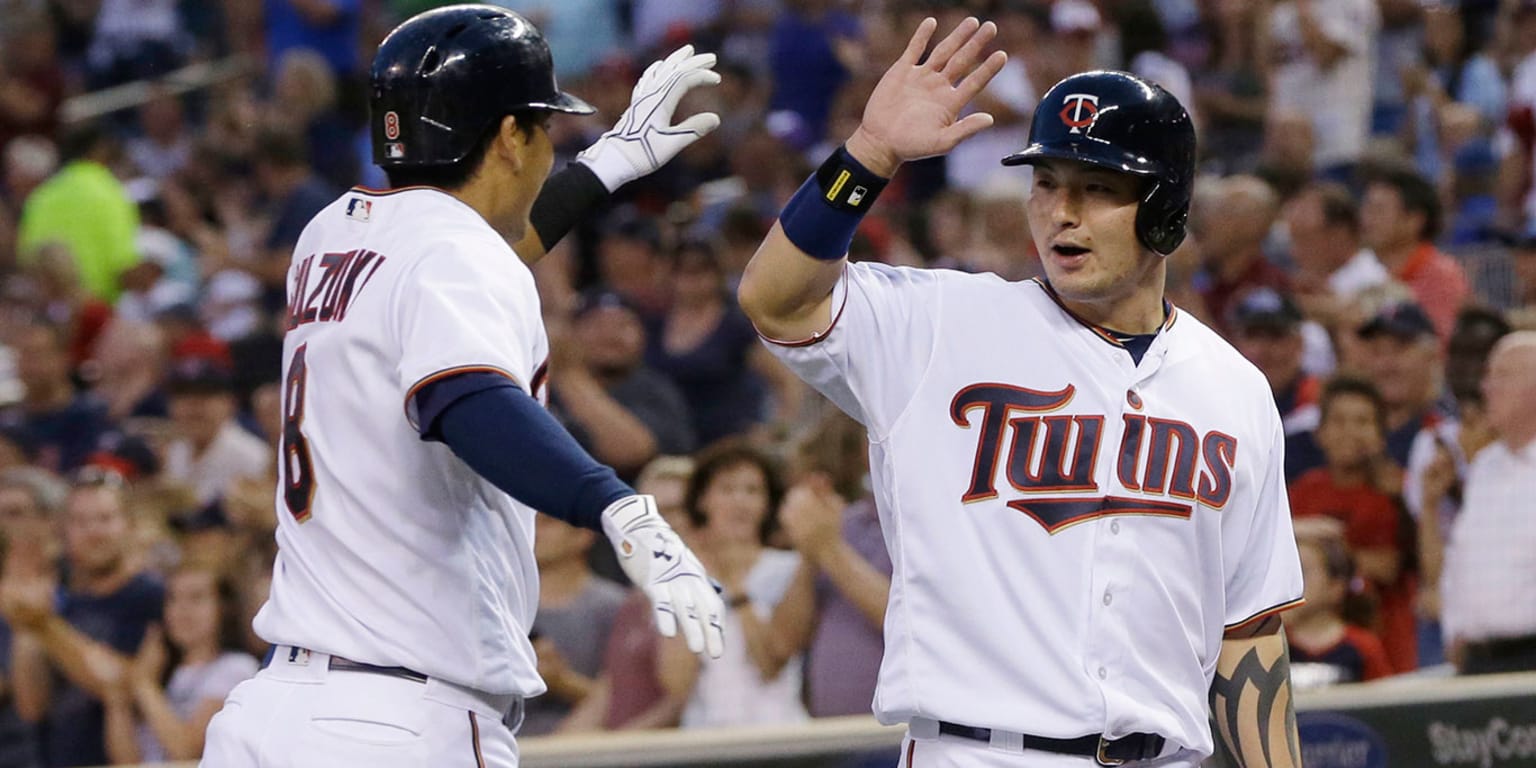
left=0, top=575, right=55, bottom=631
left=779, top=474, right=846, bottom=565
left=132, top=625, right=169, bottom=690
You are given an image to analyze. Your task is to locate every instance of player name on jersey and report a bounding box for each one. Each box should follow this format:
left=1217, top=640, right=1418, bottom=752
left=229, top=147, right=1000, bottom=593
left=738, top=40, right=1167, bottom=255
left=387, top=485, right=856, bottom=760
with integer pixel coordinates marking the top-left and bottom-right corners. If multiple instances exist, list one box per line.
left=953, top=382, right=1236, bottom=533
left=285, top=249, right=388, bottom=330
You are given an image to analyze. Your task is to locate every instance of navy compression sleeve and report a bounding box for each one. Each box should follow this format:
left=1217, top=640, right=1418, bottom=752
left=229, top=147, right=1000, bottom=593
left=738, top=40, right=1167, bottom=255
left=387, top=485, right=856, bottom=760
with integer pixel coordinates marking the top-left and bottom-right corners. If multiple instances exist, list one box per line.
left=415, top=372, right=632, bottom=531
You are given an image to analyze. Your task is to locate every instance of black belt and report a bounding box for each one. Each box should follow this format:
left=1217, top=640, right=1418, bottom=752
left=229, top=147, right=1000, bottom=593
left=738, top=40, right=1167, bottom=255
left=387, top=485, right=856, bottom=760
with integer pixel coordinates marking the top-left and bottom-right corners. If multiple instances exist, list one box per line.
left=262, top=645, right=429, bottom=684
left=1463, top=633, right=1536, bottom=661
left=938, top=721, right=1165, bottom=766
left=328, top=656, right=430, bottom=683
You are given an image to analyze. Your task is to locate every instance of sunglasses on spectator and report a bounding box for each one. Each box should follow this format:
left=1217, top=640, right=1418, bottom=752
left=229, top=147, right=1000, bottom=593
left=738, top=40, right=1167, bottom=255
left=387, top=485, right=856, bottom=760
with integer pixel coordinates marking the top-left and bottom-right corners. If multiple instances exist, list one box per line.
left=69, top=466, right=127, bottom=491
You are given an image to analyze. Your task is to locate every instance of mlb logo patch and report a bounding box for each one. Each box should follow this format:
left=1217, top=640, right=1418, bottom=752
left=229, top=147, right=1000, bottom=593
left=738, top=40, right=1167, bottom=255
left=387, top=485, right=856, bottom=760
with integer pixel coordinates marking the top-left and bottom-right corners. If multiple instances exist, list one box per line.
left=385, top=142, right=406, bottom=159
left=346, top=198, right=372, bottom=222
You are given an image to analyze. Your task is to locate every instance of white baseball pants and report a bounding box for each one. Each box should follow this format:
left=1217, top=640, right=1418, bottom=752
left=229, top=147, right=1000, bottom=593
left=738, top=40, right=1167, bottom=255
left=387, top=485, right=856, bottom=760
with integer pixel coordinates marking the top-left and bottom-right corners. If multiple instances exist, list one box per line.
left=202, top=646, right=522, bottom=768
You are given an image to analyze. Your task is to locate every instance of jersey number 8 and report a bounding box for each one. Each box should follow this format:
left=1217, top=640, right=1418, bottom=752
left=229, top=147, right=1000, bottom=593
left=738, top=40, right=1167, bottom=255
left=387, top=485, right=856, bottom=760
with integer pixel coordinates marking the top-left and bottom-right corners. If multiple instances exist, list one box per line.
left=281, top=344, right=316, bottom=521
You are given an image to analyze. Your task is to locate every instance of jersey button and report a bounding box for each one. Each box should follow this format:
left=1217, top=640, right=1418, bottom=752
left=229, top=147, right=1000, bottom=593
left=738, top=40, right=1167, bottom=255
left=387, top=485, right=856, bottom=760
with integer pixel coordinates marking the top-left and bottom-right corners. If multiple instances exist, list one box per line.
left=1111, top=520, right=1121, bottom=534
left=1126, top=390, right=1143, bottom=409
left=1102, top=591, right=1113, bottom=606
left=1098, top=667, right=1108, bottom=680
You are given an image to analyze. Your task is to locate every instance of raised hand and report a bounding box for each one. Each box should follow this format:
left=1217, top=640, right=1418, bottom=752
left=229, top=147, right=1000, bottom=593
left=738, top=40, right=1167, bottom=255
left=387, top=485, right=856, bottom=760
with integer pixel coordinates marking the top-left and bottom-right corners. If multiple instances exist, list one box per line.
left=846, top=17, right=1008, bottom=176
left=576, top=45, right=721, bottom=192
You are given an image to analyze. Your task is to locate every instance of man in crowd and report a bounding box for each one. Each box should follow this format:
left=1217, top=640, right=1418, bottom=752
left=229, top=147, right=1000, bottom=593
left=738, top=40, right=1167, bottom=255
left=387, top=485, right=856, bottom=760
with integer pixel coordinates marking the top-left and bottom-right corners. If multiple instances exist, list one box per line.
left=1359, top=163, right=1470, bottom=340
left=1441, top=332, right=1536, bottom=674
left=1229, top=288, right=1325, bottom=481
left=2, top=474, right=163, bottom=767
left=552, top=289, right=697, bottom=480
left=1354, top=300, right=1452, bottom=467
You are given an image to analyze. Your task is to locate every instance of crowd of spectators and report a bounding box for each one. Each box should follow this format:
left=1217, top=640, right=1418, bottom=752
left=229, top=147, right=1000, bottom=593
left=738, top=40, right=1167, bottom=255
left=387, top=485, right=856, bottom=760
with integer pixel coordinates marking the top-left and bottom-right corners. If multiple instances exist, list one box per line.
left=0, top=0, right=1534, bottom=765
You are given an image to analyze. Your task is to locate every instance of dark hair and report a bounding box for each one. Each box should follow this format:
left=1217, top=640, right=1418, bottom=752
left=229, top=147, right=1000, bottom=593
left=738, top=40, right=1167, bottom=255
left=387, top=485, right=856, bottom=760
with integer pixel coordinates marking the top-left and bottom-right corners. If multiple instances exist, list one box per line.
left=59, top=122, right=110, bottom=163
left=1365, top=163, right=1442, bottom=242
left=385, top=108, right=550, bottom=191
left=1117, top=0, right=1168, bottom=61
left=685, top=439, right=785, bottom=544
left=994, top=0, right=1052, bottom=28
left=1318, top=375, right=1387, bottom=436
left=672, top=238, right=724, bottom=274
left=720, top=206, right=770, bottom=245
left=161, top=563, right=248, bottom=685
left=794, top=410, right=869, bottom=501
left=1308, top=181, right=1360, bottom=234
left=253, top=128, right=310, bottom=170
left=1451, top=305, right=1513, bottom=346
left=1297, top=534, right=1375, bottom=627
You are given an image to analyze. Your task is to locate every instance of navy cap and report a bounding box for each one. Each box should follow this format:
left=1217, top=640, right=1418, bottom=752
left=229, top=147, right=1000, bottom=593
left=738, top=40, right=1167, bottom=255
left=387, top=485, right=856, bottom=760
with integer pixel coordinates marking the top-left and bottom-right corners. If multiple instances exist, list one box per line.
left=165, top=357, right=234, bottom=395
left=603, top=208, right=662, bottom=251
left=86, top=431, right=161, bottom=481
left=1358, top=301, right=1436, bottom=340
left=170, top=498, right=231, bottom=533
left=1230, top=287, right=1302, bottom=333
left=572, top=287, right=636, bottom=320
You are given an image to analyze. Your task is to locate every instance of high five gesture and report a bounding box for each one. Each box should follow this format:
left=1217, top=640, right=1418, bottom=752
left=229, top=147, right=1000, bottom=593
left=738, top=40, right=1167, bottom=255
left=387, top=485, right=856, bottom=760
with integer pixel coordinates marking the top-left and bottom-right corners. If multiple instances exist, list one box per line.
left=739, top=16, right=1005, bottom=343
left=848, top=17, right=1009, bottom=176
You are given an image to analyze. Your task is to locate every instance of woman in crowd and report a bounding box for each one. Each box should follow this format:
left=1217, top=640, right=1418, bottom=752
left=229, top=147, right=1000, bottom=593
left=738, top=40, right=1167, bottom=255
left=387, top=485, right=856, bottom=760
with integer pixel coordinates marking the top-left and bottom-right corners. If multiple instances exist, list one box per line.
left=646, top=239, right=805, bottom=445
left=104, top=562, right=257, bottom=763
left=661, top=440, right=814, bottom=728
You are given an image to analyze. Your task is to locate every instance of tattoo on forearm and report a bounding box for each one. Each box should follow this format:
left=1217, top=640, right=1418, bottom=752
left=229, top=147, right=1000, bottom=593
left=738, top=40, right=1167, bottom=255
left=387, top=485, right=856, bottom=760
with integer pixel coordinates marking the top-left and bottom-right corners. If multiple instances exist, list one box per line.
left=1208, top=645, right=1300, bottom=767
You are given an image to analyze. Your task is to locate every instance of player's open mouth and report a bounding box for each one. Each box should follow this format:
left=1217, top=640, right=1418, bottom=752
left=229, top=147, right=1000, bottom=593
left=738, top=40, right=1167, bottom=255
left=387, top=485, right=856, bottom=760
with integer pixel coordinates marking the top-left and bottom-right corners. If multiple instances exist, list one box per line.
left=1052, top=244, right=1091, bottom=257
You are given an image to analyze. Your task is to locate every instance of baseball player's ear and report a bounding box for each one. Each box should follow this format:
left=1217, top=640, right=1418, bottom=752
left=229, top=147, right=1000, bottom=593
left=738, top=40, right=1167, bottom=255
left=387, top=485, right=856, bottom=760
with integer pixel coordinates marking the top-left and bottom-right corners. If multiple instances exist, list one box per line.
left=494, top=116, right=527, bottom=173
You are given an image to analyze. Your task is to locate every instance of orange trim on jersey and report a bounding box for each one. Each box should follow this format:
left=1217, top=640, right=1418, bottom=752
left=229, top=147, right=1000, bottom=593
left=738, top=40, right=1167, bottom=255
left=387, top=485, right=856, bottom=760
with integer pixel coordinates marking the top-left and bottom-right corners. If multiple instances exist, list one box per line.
left=756, top=265, right=851, bottom=348
left=469, top=712, right=486, bottom=768
left=1031, top=278, right=1180, bottom=347
left=1225, top=597, right=1306, bottom=631
left=906, top=740, right=916, bottom=767
left=401, top=365, right=525, bottom=427
left=350, top=184, right=449, bottom=197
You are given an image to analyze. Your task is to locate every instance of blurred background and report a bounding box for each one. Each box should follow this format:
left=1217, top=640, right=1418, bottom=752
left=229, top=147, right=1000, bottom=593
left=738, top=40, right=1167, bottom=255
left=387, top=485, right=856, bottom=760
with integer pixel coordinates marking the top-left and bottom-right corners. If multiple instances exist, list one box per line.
left=0, top=0, right=1533, bottom=766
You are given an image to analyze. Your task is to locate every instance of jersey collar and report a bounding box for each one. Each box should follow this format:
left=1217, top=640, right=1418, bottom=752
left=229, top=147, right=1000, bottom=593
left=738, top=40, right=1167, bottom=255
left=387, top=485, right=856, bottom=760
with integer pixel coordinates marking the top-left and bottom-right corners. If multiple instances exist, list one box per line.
left=1031, top=278, right=1178, bottom=350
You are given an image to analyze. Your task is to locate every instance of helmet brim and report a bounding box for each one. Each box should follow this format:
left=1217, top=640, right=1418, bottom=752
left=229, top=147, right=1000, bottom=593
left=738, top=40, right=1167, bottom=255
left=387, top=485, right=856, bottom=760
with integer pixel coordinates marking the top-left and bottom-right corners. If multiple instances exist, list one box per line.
left=527, top=91, right=597, bottom=115
left=1000, top=142, right=1167, bottom=179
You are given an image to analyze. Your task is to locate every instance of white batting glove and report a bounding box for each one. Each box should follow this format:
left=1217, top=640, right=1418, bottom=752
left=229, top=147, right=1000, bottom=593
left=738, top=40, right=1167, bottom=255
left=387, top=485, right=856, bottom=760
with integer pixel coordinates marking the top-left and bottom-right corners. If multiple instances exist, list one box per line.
left=601, top=495, right=725, bottom=658
left=576, top=45, right=722, bottom=192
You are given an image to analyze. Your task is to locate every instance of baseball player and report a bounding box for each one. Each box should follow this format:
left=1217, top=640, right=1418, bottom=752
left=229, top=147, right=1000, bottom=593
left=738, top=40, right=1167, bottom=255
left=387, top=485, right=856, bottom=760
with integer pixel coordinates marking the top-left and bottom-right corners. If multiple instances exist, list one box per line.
left=200, top=7, right=725, bottom=766
left=738, top=18, right=1305, bottom=768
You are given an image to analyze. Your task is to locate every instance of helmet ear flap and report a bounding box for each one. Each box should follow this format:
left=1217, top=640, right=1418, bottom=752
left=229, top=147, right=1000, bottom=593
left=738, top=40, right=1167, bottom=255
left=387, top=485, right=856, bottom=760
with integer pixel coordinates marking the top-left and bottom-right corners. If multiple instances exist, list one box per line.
left=1135, top=179, right=1188, bottom=256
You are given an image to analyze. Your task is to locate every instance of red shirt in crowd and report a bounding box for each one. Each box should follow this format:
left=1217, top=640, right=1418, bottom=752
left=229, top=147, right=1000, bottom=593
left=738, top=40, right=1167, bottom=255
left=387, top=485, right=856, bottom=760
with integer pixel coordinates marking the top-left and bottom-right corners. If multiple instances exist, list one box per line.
left=1288, top=469, right=1418, bottom=673
left=1393, top=243, right=1469, bottom=342
left=600, top=591, right=666, bottom=729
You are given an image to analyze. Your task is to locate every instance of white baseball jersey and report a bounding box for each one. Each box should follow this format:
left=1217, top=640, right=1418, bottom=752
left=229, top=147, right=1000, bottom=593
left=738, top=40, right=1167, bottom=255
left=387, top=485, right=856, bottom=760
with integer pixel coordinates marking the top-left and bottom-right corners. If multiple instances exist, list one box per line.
left=253, top=186, right=550, bottom=698
left=765, top=263, right=1303, bottom=757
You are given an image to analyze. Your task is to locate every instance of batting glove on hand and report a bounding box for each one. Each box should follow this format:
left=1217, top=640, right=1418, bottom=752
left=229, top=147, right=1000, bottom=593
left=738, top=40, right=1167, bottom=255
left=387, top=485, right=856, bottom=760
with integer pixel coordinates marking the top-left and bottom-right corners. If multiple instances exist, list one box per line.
left=601, top=494, right=725, bottom=658
left=576, top=45, right=721, bottom=192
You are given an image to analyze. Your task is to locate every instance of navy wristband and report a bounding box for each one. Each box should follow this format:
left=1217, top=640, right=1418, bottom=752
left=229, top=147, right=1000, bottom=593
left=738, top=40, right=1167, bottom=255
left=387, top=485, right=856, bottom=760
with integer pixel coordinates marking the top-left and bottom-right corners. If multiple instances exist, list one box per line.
left=778, top=146, right=889, bottom=262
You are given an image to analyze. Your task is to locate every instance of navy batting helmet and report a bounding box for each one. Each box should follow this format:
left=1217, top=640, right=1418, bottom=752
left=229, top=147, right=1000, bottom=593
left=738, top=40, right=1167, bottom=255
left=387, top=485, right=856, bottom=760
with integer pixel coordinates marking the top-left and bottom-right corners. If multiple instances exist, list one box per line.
left=369, top=5, right=595, bottom=168
left=1002, top=70, right=1196, bottom=255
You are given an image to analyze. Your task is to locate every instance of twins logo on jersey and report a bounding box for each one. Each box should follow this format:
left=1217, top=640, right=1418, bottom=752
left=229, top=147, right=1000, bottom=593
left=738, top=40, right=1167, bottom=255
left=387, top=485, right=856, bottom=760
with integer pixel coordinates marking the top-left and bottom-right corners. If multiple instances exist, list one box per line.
left=951, top=383, right=1236, bottom=533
